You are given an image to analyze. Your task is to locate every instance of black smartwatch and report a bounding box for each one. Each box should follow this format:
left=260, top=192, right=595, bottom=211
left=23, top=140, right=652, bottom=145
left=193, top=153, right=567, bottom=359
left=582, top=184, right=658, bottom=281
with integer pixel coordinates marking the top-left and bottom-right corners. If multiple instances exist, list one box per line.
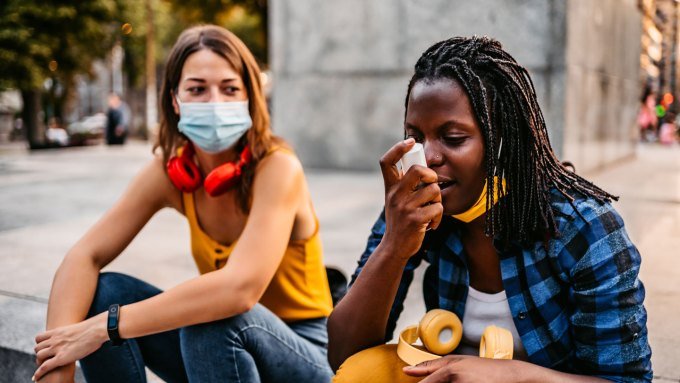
left=107, top=304, right=124, bottom=346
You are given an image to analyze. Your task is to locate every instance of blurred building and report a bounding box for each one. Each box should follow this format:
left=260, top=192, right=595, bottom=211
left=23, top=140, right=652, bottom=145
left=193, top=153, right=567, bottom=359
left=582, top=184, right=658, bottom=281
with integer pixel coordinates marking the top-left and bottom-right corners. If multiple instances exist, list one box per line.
left=640, top=0, right=680, bottom=103
left=640, top=0, right=664, bottom=84
left=271, top=0, right=643, bottom=173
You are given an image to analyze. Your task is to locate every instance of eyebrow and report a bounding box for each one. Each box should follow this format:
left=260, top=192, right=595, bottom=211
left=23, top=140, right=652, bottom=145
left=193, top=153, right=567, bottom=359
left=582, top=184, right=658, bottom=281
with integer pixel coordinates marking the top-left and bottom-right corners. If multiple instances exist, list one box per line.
left=405, top=120, right=472, bottom=132
left=183, top=77, right=239, bottom=83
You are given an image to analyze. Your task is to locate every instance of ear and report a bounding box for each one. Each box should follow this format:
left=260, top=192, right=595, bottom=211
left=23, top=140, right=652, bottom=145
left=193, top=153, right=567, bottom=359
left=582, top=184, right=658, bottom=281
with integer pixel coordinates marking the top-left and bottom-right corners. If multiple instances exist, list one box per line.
left=171, top=90, right=180, bottom=116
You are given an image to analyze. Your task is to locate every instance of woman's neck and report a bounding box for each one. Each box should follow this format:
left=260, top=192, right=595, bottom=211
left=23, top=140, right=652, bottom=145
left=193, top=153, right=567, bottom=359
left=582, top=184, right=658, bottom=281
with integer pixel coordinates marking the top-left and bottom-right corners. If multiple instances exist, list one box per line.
left=194, top=147, right=239, bottom=173
left=460, top=212, right=504, bottom=293
left=461, top=211, right=488, bottom=239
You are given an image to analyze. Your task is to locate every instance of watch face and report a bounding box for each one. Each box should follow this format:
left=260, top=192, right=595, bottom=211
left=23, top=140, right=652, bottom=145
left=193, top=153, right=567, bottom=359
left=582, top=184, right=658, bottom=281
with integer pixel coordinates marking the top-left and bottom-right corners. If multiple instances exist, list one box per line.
left=108, top=306, right=119, bottom=329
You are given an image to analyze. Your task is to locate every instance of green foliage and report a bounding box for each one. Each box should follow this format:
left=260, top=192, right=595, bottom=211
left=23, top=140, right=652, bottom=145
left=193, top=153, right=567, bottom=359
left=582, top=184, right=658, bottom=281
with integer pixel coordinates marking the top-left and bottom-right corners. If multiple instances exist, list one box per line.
left=114, top=0, right=176, bottom=87
left=0, top=0, right=119, bottom=91
left=165, top=0, right=268, bottom=65
left=220, top=5, right=267, bottom=65
left=0, top=0, right=269, bottom=91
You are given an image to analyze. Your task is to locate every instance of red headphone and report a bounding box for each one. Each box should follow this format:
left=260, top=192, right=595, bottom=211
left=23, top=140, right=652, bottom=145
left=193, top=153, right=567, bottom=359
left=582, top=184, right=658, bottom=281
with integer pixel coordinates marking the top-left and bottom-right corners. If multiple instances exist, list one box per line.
left=166, top=143, right=252, bottom=196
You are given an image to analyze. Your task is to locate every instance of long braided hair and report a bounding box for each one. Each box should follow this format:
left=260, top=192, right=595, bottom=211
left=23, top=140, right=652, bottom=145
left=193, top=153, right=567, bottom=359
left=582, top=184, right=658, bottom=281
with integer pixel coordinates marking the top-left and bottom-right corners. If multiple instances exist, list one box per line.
left=406, top=36, right=617, bottom=244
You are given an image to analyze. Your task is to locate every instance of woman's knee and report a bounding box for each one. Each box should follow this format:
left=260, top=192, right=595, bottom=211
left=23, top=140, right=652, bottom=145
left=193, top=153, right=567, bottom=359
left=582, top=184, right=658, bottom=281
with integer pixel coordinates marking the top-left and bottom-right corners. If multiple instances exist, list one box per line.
left=88, top=272, right=160, bottom=317
left=180, top=304, right=271, bottom=345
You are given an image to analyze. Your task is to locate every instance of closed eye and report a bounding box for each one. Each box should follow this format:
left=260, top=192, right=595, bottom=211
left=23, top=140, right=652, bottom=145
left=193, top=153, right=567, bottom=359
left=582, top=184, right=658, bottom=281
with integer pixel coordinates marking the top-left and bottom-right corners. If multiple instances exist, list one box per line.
left=405, top=133, right=423, bottom=143
left=443, top=136, right=468, bottom=146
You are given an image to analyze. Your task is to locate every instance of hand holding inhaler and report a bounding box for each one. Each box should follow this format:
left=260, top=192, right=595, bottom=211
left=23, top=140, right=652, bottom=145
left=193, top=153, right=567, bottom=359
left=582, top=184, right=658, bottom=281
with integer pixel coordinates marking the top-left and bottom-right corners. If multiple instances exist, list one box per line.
left=379, top=139, right=443, bottom=259
left=400, top=143, right=427, bottom=175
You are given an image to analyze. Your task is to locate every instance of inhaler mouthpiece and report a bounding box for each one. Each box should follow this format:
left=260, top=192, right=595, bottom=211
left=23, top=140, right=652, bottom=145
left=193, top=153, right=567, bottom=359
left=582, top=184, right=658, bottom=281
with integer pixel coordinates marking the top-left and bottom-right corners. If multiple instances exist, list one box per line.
left=400, top=143, right=427, bottom=175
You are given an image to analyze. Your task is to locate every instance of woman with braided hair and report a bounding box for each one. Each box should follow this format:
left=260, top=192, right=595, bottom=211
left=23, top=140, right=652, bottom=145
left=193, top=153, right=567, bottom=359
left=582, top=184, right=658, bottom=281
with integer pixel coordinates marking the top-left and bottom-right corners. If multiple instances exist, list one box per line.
left=328, top=36, right=652, bottom=382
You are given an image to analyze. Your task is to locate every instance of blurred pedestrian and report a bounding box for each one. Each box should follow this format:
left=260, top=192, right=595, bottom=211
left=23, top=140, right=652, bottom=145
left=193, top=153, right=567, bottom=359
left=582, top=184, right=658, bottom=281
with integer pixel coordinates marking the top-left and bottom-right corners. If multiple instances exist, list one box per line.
left=659, top=112, right=678, bottom=145
left=32, top=25, right=333, bottom=383
left=105, top=92, right=129, bottom=145
left=638, top=87, right=657, bottom=142
left=45, top=117, right=68, bottom=146
left=12, top=116, right=24, bottom=141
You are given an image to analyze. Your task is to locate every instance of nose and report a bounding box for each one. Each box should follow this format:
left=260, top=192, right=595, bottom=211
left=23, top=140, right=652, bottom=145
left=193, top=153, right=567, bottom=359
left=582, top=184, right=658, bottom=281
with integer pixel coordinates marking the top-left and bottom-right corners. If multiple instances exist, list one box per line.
left=424, top=142, right=444, bottom=167
left=208, top=87, right=221, bottom=102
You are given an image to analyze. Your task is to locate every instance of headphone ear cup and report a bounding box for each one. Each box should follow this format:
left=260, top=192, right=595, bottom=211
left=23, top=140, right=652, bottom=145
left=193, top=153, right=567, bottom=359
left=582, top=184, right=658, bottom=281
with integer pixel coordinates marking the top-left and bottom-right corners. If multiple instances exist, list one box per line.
left=418, top=309, right=463, bottom=355
left=479, top=325, right=513, bottom=360
left=204, top=145, right=251, bottom=197
left=204, top=163, right=240, bottom=196
left=167, top=155, right=202, bottom=192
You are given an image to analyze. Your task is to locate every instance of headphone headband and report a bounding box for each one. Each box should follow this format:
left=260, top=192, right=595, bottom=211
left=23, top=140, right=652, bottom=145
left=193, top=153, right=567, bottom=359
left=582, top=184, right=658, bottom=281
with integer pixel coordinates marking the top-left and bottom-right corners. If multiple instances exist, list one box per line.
left=167, top=142, right=251, bottom=196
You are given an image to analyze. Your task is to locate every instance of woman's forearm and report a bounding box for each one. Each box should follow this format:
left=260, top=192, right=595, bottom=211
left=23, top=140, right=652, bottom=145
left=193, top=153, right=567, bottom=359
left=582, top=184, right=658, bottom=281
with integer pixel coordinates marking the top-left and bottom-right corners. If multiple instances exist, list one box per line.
left=46, top=253, right=101, bottom=330
left=114, top=267, right=258, bottom=340
left=327, top=242, right=410, bottom=370
left=515, top=360, right=611, bottom=383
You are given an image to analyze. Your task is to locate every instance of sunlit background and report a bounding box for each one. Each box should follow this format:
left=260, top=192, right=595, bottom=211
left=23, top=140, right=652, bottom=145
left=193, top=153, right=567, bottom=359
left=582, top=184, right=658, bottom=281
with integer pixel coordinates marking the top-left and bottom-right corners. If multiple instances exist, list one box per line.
left=1, top=0, right=679, bottom=381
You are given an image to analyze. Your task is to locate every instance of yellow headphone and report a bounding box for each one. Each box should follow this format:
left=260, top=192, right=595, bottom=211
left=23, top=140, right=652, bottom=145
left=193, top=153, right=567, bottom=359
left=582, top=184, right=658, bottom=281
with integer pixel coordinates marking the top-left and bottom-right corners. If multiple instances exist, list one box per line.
left=397, top=309, right=514, bottom=366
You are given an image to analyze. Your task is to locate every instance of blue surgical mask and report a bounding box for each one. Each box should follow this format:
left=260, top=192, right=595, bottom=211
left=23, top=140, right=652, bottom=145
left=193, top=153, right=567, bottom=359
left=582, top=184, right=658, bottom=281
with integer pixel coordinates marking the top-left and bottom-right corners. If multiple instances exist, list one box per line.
left=176, top=98, right=252, bottom=153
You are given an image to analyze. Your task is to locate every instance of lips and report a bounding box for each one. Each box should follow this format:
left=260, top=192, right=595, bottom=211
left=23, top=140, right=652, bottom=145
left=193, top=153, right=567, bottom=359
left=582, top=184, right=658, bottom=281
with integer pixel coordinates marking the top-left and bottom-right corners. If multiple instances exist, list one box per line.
left=437, top=177, right=456, bottom=191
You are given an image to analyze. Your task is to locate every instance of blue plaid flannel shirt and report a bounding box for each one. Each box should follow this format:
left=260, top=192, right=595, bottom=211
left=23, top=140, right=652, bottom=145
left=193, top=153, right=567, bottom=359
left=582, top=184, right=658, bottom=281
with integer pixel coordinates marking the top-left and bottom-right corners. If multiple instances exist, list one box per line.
left=350, top=191, right=652, bottom=382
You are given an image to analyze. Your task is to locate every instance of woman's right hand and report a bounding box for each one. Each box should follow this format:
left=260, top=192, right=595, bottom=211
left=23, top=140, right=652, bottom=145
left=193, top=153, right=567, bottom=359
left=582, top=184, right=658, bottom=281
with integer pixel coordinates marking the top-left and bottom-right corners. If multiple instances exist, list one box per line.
left=36, top=363, right=75, bottom=383
left=379, top=138, right=443, bottom=259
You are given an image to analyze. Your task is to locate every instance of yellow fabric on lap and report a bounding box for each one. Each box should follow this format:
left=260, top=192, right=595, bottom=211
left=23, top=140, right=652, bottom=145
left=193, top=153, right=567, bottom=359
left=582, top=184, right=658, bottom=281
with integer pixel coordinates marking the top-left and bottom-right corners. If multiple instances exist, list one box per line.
left=333, top=345, right=421, bottom=383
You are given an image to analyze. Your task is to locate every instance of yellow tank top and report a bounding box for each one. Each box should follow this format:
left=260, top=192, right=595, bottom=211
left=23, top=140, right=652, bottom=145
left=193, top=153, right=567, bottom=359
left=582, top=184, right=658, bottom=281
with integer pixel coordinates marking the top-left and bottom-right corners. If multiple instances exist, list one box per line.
left=182, top=176, right=333, bottom=322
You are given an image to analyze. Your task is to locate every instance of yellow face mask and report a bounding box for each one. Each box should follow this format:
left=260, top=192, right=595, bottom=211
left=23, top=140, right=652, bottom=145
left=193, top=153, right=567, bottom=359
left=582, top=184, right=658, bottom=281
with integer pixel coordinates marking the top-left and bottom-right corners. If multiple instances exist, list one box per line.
left=452, top=177, right=506, bottom=223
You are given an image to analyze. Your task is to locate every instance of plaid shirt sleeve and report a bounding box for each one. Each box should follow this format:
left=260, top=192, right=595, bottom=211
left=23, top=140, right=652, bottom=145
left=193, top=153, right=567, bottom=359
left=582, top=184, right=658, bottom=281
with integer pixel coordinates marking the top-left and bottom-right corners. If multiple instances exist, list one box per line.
left=349, top=209, right=423, bottom=342
left=557, top=199, right=652, bottom=382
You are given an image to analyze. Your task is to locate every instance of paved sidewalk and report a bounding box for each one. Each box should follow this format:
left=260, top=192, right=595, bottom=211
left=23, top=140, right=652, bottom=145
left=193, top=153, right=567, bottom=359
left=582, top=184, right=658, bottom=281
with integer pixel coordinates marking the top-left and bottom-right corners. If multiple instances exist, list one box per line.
left=0, top=141, right=678, bottom=381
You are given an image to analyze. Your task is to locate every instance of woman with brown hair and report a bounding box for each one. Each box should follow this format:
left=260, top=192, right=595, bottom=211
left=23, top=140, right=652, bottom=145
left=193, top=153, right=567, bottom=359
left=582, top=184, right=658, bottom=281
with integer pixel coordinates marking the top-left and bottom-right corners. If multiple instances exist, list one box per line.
left=32, top=25, right=334, bottom=383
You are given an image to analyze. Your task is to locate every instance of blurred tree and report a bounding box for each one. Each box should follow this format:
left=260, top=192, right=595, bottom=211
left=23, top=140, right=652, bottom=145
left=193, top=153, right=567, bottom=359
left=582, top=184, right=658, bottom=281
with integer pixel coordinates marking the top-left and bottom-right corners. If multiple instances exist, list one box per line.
left=0, top=0, right=267, bottom=148
left=115, top=0, right=175, bottom=88
left=0, top=0, right=119, bottom=148
left=167, top=0, right=268, bottom=65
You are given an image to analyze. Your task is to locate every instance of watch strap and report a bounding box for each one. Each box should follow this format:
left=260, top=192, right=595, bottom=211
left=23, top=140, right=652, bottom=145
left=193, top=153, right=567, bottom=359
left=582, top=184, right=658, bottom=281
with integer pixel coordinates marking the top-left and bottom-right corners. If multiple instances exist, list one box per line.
left=107, top=304, right=124, bottom=346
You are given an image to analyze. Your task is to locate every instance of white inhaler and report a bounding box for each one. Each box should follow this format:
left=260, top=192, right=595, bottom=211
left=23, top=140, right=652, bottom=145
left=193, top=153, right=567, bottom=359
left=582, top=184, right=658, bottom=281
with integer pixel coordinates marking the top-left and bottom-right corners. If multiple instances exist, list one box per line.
left=400, top=143, right=427, bottom=176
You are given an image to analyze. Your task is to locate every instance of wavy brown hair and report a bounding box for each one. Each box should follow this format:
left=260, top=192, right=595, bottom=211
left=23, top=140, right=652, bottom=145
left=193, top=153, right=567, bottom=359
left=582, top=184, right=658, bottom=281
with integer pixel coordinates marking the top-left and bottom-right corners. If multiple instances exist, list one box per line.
left=154, top=25, right=285, bottom=213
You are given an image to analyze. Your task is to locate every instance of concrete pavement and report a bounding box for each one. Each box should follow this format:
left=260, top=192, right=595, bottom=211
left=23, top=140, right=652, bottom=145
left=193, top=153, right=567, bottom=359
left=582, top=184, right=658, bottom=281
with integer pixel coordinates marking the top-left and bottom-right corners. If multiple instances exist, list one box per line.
left=0, top=141, right=678, bottom=381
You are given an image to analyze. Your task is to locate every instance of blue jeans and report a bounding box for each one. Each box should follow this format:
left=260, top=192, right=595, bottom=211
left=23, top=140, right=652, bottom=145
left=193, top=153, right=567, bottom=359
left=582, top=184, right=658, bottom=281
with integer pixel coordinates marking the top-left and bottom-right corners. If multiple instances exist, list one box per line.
left=81, top=272, right=333, bottom=383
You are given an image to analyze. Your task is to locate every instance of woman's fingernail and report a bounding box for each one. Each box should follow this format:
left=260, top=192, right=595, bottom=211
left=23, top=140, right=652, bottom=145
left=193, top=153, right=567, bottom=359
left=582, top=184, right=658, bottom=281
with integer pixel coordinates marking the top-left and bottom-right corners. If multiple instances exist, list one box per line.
left=404, top=138, right=414, bottom=144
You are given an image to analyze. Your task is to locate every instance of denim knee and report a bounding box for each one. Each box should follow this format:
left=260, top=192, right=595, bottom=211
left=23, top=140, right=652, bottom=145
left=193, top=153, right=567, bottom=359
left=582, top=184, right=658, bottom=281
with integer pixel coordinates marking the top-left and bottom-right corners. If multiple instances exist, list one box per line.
left=88, top=272, right=161, bottom=317
left=180, top=304, right=269, bottom=346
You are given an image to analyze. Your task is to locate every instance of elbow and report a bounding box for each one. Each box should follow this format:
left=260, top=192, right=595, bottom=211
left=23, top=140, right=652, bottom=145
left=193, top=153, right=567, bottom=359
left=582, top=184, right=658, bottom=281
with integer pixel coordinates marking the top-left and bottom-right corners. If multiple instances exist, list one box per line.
left=327, top=344, right=342, bottom=373
left=238, top=296, right=257, bottom=315
left=225, top=278, right=262, bottom=316
left=327, top=339, right=346, bottom=373
left=213, top=292, right=256, bottom=321
left=326, top=312, right=345, bottom=372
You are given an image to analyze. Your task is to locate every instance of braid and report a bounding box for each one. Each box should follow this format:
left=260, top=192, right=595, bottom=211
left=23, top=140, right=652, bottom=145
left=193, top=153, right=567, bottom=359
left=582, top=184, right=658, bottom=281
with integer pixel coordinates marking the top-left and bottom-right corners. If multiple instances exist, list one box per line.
left=405, top=36, right=616, bottom=244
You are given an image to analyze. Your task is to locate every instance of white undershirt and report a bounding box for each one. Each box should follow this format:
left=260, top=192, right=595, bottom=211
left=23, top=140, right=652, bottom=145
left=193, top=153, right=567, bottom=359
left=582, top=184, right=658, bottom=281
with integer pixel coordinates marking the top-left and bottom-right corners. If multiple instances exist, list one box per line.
left=456, top=286, right=528, bottom=360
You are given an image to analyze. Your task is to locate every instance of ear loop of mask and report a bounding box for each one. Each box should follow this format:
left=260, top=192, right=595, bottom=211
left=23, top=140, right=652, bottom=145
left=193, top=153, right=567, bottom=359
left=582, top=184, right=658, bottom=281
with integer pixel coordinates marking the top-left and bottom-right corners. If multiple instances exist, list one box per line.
left=451, top=137, right=506, bottom=223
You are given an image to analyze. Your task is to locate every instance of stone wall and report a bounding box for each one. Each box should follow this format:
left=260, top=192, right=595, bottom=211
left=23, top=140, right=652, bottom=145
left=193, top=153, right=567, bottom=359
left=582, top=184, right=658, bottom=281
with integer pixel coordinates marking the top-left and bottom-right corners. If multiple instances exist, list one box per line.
left=271, top=0, right=640, bottom=171
left=563, top=0, right=642, bottom=172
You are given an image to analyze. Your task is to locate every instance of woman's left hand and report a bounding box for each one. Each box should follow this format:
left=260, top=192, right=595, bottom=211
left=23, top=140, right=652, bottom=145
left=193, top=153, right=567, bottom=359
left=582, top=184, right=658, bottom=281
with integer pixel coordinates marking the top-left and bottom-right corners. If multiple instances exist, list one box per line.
left=33, top=313, right=108, bottom=381
left=403, top=355, right=519, bottom=383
